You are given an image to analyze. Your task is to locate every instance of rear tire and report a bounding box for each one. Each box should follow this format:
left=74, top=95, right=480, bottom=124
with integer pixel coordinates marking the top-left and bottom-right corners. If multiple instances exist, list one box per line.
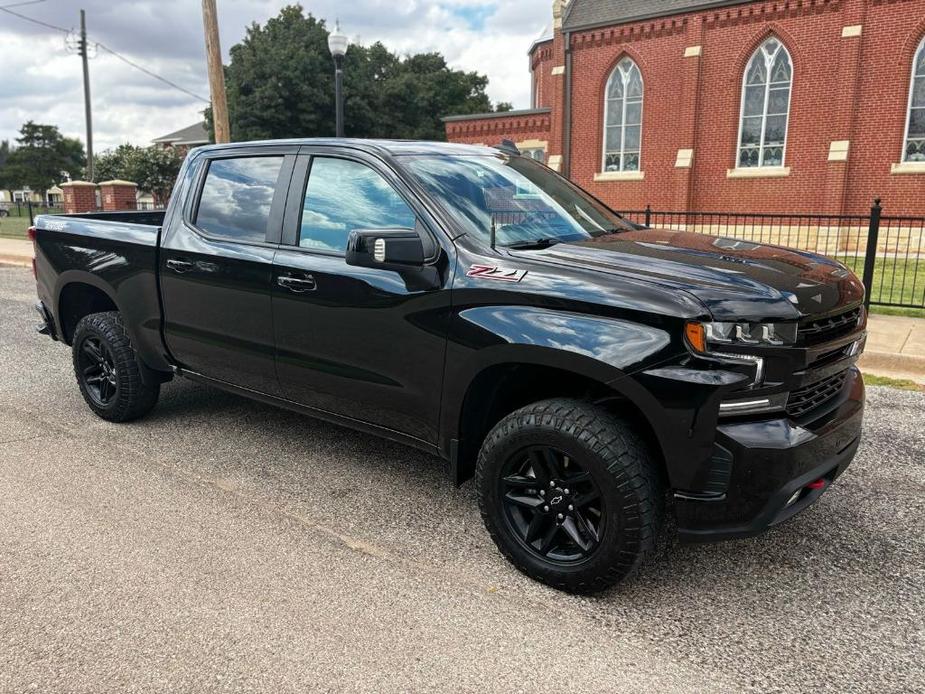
left=72, top=311, right=159, bottom=422
left=476, top=398, right=662, bottom=593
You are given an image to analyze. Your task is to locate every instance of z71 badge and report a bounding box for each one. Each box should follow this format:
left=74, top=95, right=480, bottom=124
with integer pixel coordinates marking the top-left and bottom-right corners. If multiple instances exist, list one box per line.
left=466, top=265, right=528, bottom=283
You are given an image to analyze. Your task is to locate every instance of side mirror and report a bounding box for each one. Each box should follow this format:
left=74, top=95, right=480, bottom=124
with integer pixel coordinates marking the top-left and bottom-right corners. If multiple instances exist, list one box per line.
left=346, top=228, right=427, bottom=270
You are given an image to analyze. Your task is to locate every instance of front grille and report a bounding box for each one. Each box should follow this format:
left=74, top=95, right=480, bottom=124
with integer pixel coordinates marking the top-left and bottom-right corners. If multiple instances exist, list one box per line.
left=799, top=307, right=861, bottom=346
left=810, top=344, right=852, bottom=368
left=787, top=371, right=849, bottom=419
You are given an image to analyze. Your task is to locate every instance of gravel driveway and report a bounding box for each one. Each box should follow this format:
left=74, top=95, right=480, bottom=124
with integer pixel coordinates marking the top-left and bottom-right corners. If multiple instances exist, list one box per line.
left=1, top=265, right=922, bottom=693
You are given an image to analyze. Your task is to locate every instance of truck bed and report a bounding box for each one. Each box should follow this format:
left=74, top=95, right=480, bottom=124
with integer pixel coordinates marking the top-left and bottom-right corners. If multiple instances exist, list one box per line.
left=62, top=210, right=166, bottom=227
left=32, top=209, right=168, bottom=373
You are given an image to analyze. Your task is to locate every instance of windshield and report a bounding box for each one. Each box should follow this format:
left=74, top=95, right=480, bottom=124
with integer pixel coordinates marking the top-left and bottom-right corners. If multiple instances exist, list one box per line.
left=402, top=153, right=633, bottom=247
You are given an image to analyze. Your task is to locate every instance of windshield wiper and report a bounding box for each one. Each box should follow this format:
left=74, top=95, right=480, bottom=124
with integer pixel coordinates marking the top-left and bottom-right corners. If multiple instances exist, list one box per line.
left=504, top=238, right=561, bottom=250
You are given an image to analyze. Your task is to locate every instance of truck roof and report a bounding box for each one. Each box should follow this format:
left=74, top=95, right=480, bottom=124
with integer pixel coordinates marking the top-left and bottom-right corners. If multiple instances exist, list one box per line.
left=192, top=138, right=498, bottom=158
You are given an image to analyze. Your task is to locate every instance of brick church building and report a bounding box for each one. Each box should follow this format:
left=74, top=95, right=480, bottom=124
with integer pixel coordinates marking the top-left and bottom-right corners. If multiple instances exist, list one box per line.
left=444, top=0, right=925, bottom=216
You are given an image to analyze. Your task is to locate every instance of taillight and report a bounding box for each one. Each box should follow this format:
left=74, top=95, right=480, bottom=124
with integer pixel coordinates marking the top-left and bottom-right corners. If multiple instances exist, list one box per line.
left=28, top=226, right=37, bottom=278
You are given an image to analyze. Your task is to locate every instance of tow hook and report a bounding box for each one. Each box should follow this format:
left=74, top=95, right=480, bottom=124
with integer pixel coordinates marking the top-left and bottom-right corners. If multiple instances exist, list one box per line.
left=786, top=478, right=829, bottom=508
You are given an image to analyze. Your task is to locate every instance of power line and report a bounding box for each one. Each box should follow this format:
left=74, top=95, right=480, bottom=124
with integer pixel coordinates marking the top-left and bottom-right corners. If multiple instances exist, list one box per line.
left=1, top=7, right=209, bottom=103
left=0, top=0, right=47, bottom=9
left=96, top=43, right=210, bottom=103
left=0, top=5, right=68, bottom=33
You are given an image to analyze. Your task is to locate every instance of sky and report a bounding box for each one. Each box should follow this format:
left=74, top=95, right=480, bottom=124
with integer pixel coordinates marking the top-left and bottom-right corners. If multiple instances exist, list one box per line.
left=0, top=0, right=550, bottom=152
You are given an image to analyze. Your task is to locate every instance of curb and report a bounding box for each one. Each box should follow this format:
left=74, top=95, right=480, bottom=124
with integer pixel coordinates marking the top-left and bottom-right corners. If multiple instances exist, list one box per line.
left=860, top=350, right=925, bottom=373
left=859, top=351, right=925, bottom=384
left=0, top=255, right=31, bottom=268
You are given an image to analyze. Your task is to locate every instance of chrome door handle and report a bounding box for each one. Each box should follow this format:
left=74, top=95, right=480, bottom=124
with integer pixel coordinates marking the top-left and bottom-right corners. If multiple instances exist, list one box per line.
left=166, top=258, right=195, bottom=273
left=278, top=275, right=316, bottom=293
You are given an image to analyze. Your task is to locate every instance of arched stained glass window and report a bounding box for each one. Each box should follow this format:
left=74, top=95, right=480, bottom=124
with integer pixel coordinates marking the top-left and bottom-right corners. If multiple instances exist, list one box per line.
left=904, top=38, right=925, bottom=162
left=603, top=58, right=643, bottom=172
left=737, top=38, right=792, bottom=168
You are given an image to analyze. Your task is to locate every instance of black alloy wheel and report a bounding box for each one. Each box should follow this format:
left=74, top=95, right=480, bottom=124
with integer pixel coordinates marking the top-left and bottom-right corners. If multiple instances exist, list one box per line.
left=71, top=311, right=160, bottom=422
left=77, top=335, right=119, bottom=407
left=499, top=445, right=605, bottom=563
left=477, top=398, right=662, bottom=593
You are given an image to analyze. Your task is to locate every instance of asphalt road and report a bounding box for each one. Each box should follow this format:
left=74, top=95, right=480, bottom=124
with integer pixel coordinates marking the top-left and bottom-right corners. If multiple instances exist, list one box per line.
left=1, top=265, right=923, bottom=693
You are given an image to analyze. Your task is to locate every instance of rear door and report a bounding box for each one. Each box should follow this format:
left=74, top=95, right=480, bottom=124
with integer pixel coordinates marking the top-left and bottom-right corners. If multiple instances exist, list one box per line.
left=160, top=145, right=296, bottom=393
left=271, top=148, right=453, bottom=443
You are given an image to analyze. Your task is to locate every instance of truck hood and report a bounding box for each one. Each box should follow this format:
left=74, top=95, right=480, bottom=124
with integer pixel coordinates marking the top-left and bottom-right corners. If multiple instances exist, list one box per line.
left=524, top=229, right=865, bottom=321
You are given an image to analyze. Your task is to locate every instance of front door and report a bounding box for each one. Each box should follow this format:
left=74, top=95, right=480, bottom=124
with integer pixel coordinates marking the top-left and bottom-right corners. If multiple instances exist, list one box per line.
left=271, top=151, right=452, bottom=443
left=160, top=147, right=295, bottom=393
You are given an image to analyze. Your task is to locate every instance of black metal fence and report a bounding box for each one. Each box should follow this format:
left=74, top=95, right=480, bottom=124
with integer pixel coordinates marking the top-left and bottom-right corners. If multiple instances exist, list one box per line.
left=619, top=200, right=925, bottom=310
left=0, top=201, right=65, bottom=220
left=0, top=200, right=160, bottom=225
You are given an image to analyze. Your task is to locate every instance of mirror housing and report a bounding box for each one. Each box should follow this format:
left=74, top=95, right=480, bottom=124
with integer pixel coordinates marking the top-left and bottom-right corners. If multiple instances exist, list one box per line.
left=346, top=228, right=427, bottom=270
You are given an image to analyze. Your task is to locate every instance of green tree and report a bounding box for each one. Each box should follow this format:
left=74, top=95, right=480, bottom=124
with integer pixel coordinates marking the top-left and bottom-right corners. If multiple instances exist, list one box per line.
left=0, top=140, right=12, bottom=198
left=93, top=144, right=183, bottom=206
left=209, top=5, right=508, bottom=142
left=134, top=147, right=183, bottom=206
left=94, top=144, right=143, bottom=183
left=3, top=122, right=85, bottom=192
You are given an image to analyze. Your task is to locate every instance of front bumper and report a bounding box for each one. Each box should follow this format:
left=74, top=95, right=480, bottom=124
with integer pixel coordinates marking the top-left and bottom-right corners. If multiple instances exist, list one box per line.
left=675, top=366, right=864, bottom=543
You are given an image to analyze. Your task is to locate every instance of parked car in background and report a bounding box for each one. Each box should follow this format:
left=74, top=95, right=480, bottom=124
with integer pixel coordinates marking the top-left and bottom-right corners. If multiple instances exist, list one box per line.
left=30, top=139, right=867, bottom=592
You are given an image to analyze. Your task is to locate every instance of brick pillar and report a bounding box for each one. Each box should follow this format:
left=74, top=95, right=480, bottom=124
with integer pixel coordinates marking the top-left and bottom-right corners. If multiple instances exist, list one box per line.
left=99, top=180, right=138, bottom=211
left=60, top=181, right=98, bottom=214
left=673, top=17, right=706, bottom=212
left=546, top=0, right=569, bottom=174
left=823, top=0, right=868, bottom=215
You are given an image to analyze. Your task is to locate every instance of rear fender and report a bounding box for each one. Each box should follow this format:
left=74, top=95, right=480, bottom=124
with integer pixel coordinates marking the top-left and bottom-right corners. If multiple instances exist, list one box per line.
left=55, top=269, right=171, bottom=379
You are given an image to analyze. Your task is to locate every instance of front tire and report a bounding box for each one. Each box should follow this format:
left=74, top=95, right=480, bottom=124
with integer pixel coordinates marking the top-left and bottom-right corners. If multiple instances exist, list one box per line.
left=72, top=311, right=159, bottom=422
left=476, top=398, right=662, bottom=593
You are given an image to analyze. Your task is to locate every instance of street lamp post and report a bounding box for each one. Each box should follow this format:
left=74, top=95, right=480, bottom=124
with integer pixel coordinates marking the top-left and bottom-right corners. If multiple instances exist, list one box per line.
left=328, top=20, right=348, bottom=138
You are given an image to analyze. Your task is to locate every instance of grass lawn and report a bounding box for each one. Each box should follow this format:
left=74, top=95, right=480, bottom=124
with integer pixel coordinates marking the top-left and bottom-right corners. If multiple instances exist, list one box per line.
left=841, top=258, right=925, bottom=317
left=0, top=214, right=32, bottom=239
left=0, top=207, right=65, bottom=239
left=863, top=373, right=924, bottom=391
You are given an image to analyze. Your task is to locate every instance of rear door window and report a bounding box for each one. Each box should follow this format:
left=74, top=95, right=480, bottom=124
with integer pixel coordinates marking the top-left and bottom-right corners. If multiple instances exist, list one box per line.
left=195, top=156, right=285, bottom=243
left=299, top=157, right=416, bottom=254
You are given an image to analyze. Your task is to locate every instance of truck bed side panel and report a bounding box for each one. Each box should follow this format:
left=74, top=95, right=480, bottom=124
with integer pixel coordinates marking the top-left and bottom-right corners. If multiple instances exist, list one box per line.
left=33, top=216, right=172, bottom=372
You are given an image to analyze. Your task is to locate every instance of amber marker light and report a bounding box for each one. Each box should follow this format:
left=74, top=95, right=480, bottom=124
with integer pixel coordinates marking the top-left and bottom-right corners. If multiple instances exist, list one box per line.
left=685, top=321, right=707, bottom=353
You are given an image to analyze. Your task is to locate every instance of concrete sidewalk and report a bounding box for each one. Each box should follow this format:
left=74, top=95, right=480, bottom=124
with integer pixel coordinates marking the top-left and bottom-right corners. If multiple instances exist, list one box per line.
left=859, top=314, right=925, bottom=384
left=0, top=238, right=32, bottom=268
left=2, top=236, right=922, bottom=381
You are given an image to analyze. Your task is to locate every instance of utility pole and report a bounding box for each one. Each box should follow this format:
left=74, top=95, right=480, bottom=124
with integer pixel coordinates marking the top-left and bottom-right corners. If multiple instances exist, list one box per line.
left=201, top=0, right=230, bottom=143
left=79, top=9, right=93, bottom=180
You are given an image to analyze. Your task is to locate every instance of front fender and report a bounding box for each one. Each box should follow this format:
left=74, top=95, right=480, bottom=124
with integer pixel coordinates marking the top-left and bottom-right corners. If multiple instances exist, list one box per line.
left=456, top=305, right=675, bottom=375
left=439, top=305, right=687, bottom=458
left=439, top=305, right=751, bottom=492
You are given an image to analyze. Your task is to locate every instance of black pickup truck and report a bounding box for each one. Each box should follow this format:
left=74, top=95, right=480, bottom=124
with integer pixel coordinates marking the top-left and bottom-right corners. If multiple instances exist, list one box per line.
left=31, top=139, right=867, bottom=592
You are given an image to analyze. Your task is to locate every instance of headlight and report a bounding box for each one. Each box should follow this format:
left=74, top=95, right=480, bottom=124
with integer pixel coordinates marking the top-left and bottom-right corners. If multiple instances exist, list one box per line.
left=684, top=320, right=795, bottom=387
left=685, top=321, right=797, bottom=352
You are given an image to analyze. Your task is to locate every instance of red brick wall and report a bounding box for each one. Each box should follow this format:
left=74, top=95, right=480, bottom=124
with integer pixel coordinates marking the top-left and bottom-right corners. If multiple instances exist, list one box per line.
left=61, top=183, right=97, bottom=214
left=570, top=20, right=693, bottom=211
left=100, top=183, right=138, bottom=211
left=444, top=111, right=553, bottom=147
left=844, top=2, right=925, bottom=214
left=446, top=0, right=925, bottom=216
left=531, top=40, right=555, bottom=108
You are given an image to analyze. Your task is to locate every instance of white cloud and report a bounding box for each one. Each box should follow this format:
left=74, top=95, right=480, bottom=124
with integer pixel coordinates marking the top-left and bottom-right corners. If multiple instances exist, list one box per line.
left=0, top=0, right=550, bottom=151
